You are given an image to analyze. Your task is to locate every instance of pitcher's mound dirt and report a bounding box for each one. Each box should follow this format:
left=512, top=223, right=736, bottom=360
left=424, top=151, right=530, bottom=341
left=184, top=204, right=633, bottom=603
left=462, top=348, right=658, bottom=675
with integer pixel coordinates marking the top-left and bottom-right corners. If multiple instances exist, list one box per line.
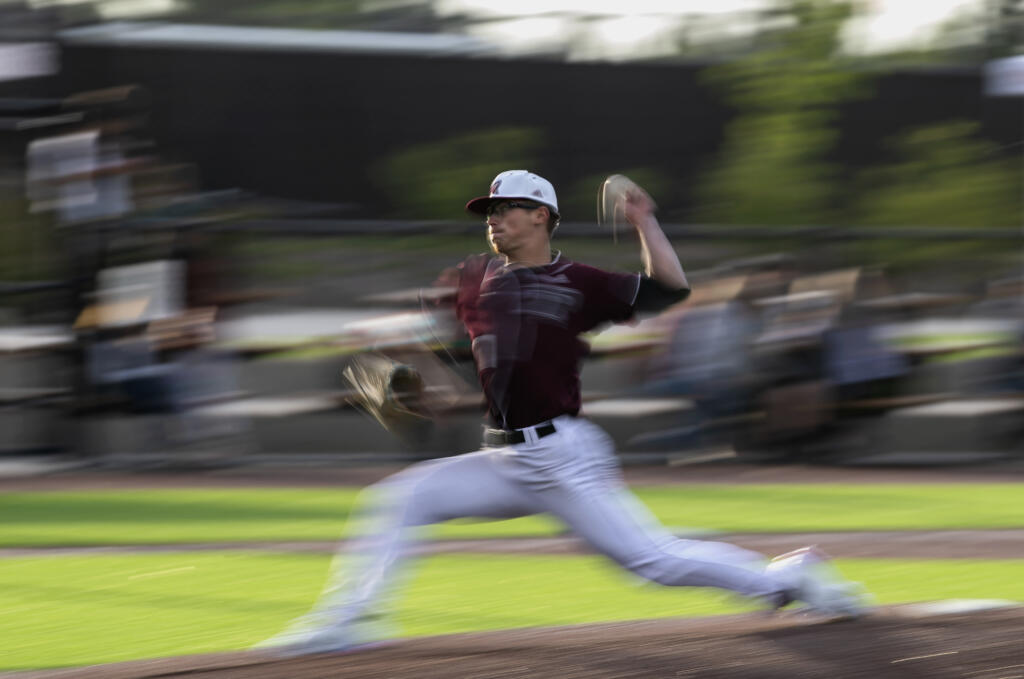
left=14, top=605, right=1023, bottom=679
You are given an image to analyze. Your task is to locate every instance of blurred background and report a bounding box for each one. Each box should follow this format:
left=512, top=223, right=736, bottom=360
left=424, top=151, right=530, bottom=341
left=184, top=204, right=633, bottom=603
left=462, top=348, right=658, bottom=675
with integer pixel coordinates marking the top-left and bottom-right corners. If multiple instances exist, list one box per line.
left=0, top=0, right=1021, bottom=469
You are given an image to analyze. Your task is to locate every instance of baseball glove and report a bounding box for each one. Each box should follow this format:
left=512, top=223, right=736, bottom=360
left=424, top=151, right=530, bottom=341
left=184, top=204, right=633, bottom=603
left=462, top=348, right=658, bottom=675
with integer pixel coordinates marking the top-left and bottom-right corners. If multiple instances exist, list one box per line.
left=342, top=353, right=433, bottom=443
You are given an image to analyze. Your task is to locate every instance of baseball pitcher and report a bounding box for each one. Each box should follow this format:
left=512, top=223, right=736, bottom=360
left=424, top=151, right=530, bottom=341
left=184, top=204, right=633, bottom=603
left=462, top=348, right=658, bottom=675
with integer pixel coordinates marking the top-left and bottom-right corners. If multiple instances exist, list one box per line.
left=259, top=171, right=867, bottom=655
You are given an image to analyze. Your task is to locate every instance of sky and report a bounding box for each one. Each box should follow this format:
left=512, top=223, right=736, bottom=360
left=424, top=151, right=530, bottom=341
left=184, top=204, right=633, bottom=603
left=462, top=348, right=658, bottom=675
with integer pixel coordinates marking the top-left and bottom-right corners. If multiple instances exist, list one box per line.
left=432, top=0, right=989, bottom=58
left=844, top=0, right=985, bottom=53
left=29, top=0, right=995, bottom=59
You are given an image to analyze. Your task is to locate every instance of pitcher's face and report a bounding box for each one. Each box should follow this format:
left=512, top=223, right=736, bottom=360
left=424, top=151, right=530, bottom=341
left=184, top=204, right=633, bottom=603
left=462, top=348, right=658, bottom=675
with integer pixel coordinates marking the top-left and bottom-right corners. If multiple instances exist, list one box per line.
left=486, top=200, right=546, bottom=256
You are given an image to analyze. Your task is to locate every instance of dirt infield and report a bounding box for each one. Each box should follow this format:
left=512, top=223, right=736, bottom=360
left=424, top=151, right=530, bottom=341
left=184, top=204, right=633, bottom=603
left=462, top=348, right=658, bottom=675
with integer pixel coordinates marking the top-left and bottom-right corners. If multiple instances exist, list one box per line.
left=10, top=606, right=1024, bottom=679
left=5, top=461, right=1024, bottom=678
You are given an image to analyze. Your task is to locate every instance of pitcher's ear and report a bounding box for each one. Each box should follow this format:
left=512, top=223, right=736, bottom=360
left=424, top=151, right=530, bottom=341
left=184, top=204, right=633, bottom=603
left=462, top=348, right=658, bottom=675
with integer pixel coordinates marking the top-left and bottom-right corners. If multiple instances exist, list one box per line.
left=534, top=205, right=550, bottom=226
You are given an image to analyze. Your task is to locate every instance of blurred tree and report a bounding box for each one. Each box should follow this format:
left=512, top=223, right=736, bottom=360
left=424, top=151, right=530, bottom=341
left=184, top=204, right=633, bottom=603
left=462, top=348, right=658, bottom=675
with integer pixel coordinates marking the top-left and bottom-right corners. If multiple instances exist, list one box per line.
left=694, top=0, right=869, bottom=227
left=855, top=121, right=1021, bottom=229
left=848, top=121, right=1021, bottom=269
left=373, top=127, right=543, bottom=220
left=987, top=0, right=1024, bottom=57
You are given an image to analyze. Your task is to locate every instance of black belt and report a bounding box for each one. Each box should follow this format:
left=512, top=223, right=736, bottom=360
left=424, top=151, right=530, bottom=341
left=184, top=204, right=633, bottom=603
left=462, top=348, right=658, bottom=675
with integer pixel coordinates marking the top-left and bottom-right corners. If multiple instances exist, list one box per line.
left=483, top=421, right=557, bottom=447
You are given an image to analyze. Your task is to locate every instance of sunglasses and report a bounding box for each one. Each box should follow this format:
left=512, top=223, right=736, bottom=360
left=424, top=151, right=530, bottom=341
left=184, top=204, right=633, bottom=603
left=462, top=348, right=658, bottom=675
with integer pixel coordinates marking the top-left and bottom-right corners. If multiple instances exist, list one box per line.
left=486, top=201, right=542, bottom=217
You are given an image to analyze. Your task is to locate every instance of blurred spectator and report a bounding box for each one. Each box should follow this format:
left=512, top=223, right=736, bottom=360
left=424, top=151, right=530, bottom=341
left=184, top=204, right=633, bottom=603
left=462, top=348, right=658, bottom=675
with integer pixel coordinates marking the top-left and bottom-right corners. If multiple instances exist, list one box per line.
left=26, top=86, right=152, bottom=227
left=34, top=85, right=251, bottom=459
left=664, top=282, right=762, bottom=420
left=821, top=269, right=910, bottom=403
left=77, top=261, right=243, bottom=454
left=86, top=325, right=184, bottom=415
left=962, top=274, right=1024, bottom=394
left=639, top=272, right=770, bottom=449
left=747, top=288, right=837, bottom=450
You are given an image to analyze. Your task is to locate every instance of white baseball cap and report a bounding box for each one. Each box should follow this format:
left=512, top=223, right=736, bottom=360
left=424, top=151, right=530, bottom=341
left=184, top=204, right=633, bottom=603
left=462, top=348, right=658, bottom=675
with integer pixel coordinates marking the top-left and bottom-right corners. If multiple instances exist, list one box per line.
left=465, top=170, right=559, bottom=218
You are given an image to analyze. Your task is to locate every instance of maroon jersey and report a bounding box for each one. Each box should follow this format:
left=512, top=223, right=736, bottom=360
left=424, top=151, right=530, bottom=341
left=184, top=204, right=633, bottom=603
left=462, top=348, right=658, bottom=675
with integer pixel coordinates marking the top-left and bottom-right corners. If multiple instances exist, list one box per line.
left=455, top=252, right=640, bottom=429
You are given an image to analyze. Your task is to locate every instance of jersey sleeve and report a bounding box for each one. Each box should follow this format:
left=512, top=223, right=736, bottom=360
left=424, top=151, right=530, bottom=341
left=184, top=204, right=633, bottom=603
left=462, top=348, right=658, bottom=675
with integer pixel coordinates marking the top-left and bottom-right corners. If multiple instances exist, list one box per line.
left=578, top=265, right=641, bottom=327
left=634, top=275, right=691, bottom=312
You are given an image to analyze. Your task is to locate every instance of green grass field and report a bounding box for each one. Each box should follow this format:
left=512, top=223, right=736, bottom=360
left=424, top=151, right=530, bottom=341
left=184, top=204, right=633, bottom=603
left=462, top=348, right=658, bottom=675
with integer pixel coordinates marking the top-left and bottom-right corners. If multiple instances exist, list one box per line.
left=3, top=553, right=1023, bottom=670
left=3, top=484, right=1024, bottom=546
left=2, top=483, right=1023, bottom=670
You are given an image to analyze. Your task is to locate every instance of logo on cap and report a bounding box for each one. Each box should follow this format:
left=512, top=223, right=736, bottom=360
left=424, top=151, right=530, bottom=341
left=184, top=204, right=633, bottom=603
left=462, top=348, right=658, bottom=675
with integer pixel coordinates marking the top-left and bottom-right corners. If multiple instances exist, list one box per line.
left=490, top=180, right=502, bottom=195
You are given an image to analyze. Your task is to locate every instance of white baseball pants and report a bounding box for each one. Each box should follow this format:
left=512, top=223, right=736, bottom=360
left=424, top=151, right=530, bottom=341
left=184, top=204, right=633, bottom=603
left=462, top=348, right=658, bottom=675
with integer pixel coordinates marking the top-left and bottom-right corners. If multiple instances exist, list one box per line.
left=311, top=415, right=788, bottom=625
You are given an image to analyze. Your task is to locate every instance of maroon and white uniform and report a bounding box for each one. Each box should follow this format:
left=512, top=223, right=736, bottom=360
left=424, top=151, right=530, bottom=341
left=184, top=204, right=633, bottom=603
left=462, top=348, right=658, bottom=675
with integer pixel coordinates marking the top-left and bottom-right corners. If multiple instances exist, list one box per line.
left=262, top=173, right=865, bottom=655
left=455, top=252, right=639, bottom=428
left=279, top=253, right=794, bottom=645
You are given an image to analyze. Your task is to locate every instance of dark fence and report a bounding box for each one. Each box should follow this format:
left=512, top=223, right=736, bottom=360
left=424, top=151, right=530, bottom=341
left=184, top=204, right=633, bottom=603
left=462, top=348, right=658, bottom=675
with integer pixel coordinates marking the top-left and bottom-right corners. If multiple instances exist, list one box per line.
left=54, top=41, right=1022, bottom=218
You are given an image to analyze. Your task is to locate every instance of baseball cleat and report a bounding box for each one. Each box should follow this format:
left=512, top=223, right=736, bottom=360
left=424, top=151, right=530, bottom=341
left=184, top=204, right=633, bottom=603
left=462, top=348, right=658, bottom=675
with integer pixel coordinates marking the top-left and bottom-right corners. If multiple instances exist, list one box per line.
left=253, top=611, right=395, bottom=657
left=765, top=546, right=870, bottom=618
left=256, top=625, right=360, bottom=657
